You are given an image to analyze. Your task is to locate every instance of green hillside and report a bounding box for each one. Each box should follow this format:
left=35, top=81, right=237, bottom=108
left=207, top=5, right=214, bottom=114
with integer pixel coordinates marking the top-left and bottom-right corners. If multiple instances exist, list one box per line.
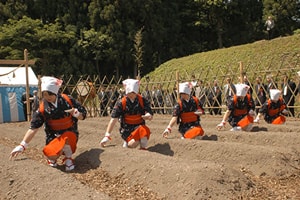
left=143, top=34, right=300, bottom=86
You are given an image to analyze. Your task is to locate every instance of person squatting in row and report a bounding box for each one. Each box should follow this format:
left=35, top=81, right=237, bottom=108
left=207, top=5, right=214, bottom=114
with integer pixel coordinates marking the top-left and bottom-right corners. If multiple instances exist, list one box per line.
left=162, top=82, right=205, bottom=139
left=254, top=89, right=288, bottom=124
left=217, top=83, right=256, bottom=131
left=100, top=79, right=154, bottom=150
left=10, top=76, right=87, bottom=171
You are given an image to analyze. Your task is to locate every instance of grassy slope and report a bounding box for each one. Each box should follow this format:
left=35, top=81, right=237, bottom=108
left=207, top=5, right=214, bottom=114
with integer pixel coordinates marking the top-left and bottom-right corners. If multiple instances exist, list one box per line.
left=144, top=34, right=300, bottom=83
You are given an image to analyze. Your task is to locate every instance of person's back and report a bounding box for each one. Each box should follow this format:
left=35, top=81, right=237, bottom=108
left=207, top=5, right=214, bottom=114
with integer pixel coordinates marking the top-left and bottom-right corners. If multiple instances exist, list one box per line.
left=254, top=77, right=267, bottom=114
left=142, top=86, right=151, bottom=102
left=265, top=16, right=275, bottom=40
left=265, top=16, right=275, bottom=30
left=224, top=77, right=236, bottom=105
left=98, top=87, right=108, bottom=116
left=32, top=90, right=39, bottom=113
left=282, top=75, right=297, bottom=116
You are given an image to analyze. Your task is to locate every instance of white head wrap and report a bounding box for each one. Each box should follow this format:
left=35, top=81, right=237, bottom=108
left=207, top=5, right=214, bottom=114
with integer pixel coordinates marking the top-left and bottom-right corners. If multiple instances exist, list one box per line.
left=235, top=84, right=249, bottom=97
left=269, top=89, right=281, bottom=101
left=297, top=71, right=300, bottom=77
left=41, top=76, right=62, bottom=95
left=122, top=79, right=139, bottom=94
left=179, top=82, right=192, bottom=95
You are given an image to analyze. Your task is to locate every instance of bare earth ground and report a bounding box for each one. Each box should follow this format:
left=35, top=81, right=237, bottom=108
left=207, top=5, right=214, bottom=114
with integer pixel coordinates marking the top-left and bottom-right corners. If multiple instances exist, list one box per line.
left=0, top=114, right=299, bottom=200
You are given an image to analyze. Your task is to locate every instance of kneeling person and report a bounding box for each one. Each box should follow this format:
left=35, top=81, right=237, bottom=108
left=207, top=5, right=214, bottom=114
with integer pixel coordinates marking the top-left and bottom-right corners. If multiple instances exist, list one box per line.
left=10, top=76, right=87, bottom=171
left=162, top=82, right=205, bottom=139
left=254, top=89, right=288, bottom=124
left=100, top=79, right=153, bottom=149
left=217, top=83, right=255, bottom=131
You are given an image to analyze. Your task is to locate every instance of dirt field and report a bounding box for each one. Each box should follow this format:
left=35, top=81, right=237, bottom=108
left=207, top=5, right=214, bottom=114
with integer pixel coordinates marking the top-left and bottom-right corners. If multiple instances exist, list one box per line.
left=0, top=114, right=299, bottom=200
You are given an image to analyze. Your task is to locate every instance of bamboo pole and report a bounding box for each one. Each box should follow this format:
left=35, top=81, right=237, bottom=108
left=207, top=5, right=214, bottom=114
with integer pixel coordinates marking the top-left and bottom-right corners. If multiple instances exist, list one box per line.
left=176, top=71, right=179, bottom=100
left=24, top=49, right=31, bottom=121
left=239, top=61, right=244, bottom=83
left=38, top=75, right=42, bottom=100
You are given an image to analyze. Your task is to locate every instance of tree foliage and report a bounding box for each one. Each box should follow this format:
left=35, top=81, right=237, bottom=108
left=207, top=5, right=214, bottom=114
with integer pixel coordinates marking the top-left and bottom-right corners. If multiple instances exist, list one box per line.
left=0, top=0, right=299, bottom=79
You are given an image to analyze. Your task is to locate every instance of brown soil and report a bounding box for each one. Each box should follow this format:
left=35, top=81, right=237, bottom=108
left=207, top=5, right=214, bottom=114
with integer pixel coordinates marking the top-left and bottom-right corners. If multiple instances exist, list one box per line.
left=0, top=115, right=299, bottom=200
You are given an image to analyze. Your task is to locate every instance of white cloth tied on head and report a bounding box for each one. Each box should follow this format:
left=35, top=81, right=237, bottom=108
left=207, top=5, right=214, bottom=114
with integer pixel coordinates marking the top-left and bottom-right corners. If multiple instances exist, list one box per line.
left=235, top=83, right=249, bottom=97
left=269, top=89, right=281, bottom=101
left=179, top=82, right=192, bottom=95
left=123, top=79, right=139, bottom=94
left=41, top=76, right=63, bottom=94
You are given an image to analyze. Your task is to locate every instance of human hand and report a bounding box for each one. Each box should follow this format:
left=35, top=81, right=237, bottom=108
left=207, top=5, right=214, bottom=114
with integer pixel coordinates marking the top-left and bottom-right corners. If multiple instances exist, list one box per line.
left=100, top=132, right=111, bottom=147
left=253, top=117, right=259, bottom=123
left=248, top=109, right=255, bottom=117
left=65, top=108, right=80, bottom=118
left=142, top=113, right=153, bottom=121
left=9, top=141, right=27, bottom=160
left=162, top=127, right=171, bottom=138
left=216, top=121, right=226, bottom=130
left=281, top=109, right=289, bottom=115
left=194, top=109, right=204, bottom=116
left=72, top=108, right=80, bottom=118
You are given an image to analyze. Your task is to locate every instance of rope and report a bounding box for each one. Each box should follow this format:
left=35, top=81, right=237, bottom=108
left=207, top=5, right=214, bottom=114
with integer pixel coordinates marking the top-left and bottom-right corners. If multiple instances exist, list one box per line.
left=0, top=64, right=24, bottom=77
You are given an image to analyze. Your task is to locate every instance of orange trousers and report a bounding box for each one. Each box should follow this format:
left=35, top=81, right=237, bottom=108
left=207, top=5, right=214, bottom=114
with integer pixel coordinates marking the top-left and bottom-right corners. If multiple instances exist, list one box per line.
left=126, top=125, right=150, bottom=142
left=184, top=126, right=204, bottom=139
left=272, top=115, right=286, bottom=124
left=237, top=115, right=254, bottom=128
left=43, top=131, right=77, bottom=157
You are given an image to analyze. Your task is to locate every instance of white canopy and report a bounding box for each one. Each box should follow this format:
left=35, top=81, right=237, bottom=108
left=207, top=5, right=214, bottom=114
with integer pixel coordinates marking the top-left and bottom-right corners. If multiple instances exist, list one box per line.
left=0, top=67, right=38, bottom=85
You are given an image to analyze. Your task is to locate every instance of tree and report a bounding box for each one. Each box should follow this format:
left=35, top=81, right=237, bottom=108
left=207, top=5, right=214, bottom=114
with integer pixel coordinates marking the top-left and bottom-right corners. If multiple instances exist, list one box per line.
left=0, top=0, right=28, bottom=25
left=77, top=28, right=112, bottom=77
left=263, top=0, right=300, bottom=37
left=0, top=0, right=299, bottom=80
left=0, top=16, right=77, bottom=76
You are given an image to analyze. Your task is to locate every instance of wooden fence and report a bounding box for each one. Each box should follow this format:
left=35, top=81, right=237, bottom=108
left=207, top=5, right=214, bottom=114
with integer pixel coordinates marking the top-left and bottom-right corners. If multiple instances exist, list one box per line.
left=59, top=59, right=300, bottom=117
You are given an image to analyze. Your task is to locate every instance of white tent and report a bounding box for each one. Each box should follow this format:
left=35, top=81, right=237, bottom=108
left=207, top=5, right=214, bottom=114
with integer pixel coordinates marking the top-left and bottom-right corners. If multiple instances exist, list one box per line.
left=0, top=67, right=38, bottom=123
left=0, top=67, right=38, bottom=85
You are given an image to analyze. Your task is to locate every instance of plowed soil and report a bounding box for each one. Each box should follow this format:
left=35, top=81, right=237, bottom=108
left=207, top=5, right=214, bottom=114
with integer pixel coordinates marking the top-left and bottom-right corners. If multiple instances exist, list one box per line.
left=0, top=115, right=299, bottom=200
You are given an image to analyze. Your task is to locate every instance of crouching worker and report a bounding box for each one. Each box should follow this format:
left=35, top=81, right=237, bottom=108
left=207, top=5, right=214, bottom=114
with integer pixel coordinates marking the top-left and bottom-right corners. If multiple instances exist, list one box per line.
left=217, top=83, right=255, bottom=131
left=162, top=82, right=205, bottom=139
left=254, top=89, right=288, bottom=124
left=100, top=79, right=153, bottom=150
left=9, top=76, right=87, bottom=171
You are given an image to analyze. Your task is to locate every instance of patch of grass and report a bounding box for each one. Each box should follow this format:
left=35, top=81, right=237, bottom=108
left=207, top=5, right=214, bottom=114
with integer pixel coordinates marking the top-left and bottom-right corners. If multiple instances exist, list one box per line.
left=143, top=34, right=300, bottom=85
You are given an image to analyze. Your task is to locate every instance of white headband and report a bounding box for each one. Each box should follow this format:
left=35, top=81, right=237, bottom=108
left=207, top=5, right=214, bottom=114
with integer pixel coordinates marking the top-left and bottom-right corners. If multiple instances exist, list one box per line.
left=179, top=82, right=192, bottom=95
left=235, top=84, right=249, bottom=97
left=269, top=89, right=281, bottom=101
left=122, top=79, right=139, bottom=94
left=41, top=76, right=62, bottom=94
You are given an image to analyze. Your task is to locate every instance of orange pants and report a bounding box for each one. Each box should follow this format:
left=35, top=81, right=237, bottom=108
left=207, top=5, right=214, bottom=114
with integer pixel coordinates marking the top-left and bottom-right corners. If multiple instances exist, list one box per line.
left=184, top=126, right=204, bottom=139
left=43, top=131, right=77, bottom=157
left=272, top=115, right=286, bottom=124
left=126, top=125, right=150, bottom=142
left=237, top=115, right=254, bottom=128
